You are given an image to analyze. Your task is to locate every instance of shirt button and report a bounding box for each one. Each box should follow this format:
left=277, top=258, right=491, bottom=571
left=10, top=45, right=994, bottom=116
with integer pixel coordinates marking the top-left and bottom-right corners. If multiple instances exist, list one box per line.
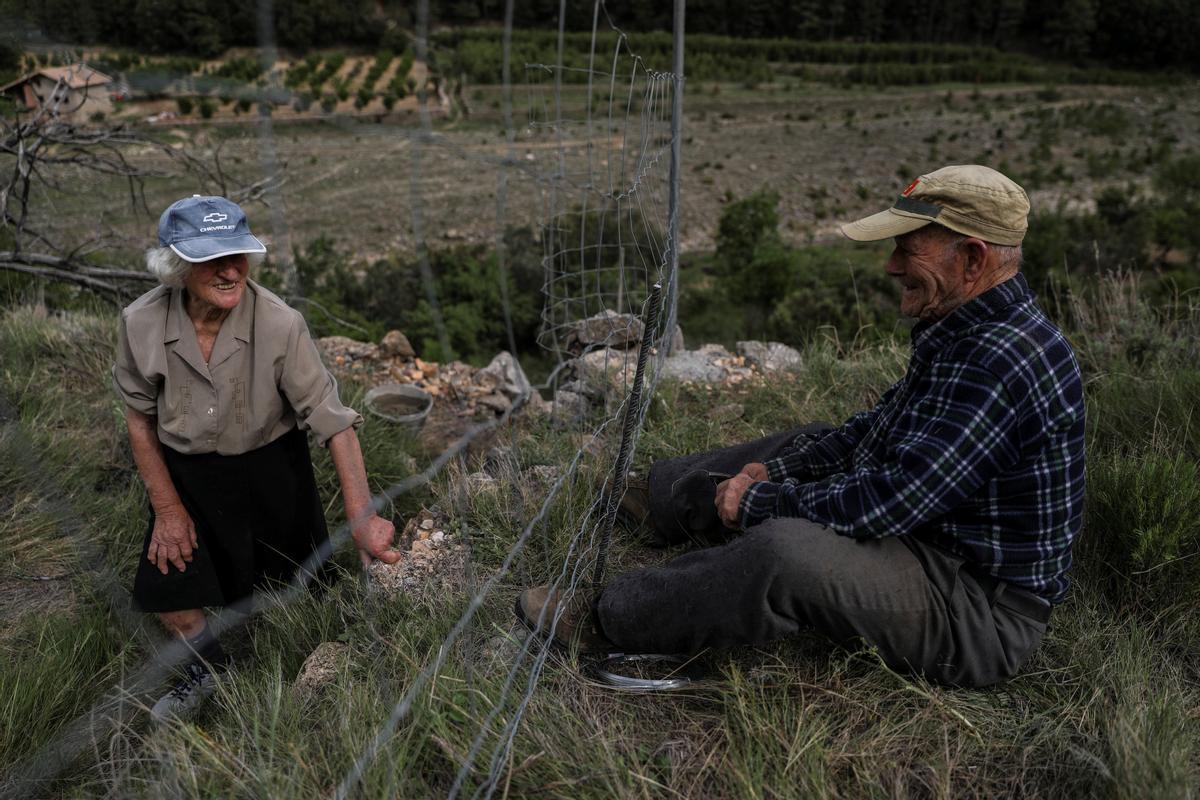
left=207, top=407, right=215, bottom=415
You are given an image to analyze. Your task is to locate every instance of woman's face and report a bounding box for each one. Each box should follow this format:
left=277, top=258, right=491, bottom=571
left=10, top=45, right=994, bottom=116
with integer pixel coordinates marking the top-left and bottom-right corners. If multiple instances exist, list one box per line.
left=183, top=254, right=250, bottom=315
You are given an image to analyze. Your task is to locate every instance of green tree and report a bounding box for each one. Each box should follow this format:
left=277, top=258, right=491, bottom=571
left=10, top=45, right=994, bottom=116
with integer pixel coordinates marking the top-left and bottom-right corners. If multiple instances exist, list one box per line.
left=714, top=189, right=795, bottom=311
left=132, top=0, right=225, bottom=57
left=1038, top=0, right=1097, bottom=61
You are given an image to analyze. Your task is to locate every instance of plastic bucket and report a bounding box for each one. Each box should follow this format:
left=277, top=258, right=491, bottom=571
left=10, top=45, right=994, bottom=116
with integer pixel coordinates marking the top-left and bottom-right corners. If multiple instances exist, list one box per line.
left=364, top=383, right=434, bottom=429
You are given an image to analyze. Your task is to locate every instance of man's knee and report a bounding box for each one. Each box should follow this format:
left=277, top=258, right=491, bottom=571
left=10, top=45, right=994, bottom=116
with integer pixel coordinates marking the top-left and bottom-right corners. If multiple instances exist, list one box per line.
left=737, top=517, right=837, bottom=586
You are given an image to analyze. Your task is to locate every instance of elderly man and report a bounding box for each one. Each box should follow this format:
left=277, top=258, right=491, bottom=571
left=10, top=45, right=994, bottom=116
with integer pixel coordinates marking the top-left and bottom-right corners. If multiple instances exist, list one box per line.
left=517, top=165, right=1086, bottom=687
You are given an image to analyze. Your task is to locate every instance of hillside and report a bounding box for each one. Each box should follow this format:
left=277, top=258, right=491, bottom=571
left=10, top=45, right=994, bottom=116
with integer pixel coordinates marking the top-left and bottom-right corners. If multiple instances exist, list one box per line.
left=1, top=268, right=1198, bottom=796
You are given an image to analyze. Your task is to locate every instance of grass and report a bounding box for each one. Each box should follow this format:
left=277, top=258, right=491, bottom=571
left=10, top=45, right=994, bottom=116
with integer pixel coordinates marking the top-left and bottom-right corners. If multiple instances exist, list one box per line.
left=0, top=272, right=1198, bottom=796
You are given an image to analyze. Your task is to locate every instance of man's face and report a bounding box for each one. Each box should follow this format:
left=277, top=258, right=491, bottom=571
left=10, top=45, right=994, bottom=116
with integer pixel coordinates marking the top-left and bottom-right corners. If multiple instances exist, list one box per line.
left=886, top=228, right=968, bottom=321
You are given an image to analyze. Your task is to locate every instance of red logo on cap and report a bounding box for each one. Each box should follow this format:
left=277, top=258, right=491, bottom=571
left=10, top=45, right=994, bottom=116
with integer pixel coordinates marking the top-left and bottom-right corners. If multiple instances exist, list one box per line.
left=901, top=178, right=920, bottom=197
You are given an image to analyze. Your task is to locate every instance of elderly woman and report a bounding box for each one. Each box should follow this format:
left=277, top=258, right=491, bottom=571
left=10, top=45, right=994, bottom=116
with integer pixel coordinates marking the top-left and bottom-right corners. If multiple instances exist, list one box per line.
left=113, top=195, right=399, bottom=720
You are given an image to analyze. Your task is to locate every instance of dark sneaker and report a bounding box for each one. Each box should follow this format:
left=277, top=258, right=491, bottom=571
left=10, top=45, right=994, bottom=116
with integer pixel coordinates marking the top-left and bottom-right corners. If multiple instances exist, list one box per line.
left=515, top=585, right=616, bottom=654
left=150, top=661, right=219, bottom=722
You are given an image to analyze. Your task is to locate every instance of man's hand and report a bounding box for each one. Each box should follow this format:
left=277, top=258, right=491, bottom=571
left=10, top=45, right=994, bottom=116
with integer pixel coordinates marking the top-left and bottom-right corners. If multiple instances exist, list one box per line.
left=148, top=507, right=198, bottom=574
left=714, top=473, right=757, bottom=529
left=741, top=462, right=769, bottom=482
left=352, top=513, right=401, bottom=568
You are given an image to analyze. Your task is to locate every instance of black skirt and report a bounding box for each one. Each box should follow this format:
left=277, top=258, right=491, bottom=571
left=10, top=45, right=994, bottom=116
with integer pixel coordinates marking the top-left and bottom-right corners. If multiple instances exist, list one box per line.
left=132, top=426, right=331, bottom=613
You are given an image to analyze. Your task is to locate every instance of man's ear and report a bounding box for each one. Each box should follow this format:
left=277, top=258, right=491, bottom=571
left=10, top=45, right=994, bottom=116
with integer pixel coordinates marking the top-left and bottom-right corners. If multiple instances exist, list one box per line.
left=961, top=238, right=989, bottom=283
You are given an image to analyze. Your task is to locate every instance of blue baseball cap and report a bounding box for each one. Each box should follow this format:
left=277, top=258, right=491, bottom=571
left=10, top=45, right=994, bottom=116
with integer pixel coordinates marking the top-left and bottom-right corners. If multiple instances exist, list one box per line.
left=157, top=194, right=267, bottom=262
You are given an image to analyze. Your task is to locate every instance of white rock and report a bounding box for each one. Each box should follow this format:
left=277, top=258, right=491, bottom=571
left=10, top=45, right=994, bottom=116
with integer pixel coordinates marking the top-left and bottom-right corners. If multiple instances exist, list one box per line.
left=551, top=389, right=588, bottom=422
left=566, top=309, right=645, bottom=351
left=573, top=347, right=642, bottom=398
left=662, top=344, right=734, bottom=383
left=292, top=641, right=348, bottom=703
left=478, top=392, right=512, bottom=414
left=737, top=341, right=803, bottom=372
left=475, top=351, right=532, bottom=401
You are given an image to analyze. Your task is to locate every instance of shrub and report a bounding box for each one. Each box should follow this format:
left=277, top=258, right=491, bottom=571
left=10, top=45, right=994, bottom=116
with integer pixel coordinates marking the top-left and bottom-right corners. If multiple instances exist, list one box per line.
left=364, top=48, right=394, bottom=91
left=307, top=53, right=345, bottom=92
left=198, top=98, right=215, bottom=119
left=714, top=189, right=793, bottom=309
left=291, top=232, right=544, bottom=363
left=175, top=96, right=194, bottom=114
left=766, top=247, right=900, bottom=344
left=213, top=55, right=263, bottom=83
left=1081, top=450, right=1200, bottom=609
left=285, top=61, right=312, bottom=89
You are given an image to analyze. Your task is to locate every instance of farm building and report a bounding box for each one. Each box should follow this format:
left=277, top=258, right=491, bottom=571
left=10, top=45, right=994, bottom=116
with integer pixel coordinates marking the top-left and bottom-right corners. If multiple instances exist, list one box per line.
left=0, top=64, right=115, bottom=118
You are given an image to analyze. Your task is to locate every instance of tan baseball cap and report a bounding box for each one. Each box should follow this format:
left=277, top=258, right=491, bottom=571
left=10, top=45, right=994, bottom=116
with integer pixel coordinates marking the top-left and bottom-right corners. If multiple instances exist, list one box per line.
left=841, top=165, right=1030, bottom=246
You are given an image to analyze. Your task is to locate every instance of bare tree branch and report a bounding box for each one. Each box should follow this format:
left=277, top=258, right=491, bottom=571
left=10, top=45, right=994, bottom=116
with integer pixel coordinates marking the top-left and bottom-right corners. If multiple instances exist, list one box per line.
left=0, top=71, right=284, bottom=300
left=0, top=262, right=136, bottom=301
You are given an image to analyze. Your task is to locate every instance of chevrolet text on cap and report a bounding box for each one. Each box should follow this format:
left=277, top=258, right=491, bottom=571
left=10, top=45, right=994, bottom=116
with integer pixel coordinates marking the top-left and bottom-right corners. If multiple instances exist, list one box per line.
left=157, top=194, right=267, bottom=263
left=840, top=165, right=1030, bottom=247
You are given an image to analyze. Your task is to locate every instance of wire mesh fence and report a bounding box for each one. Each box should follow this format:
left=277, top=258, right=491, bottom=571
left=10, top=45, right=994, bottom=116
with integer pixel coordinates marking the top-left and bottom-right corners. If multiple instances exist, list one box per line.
left=0, top=0, right=684, bottom=796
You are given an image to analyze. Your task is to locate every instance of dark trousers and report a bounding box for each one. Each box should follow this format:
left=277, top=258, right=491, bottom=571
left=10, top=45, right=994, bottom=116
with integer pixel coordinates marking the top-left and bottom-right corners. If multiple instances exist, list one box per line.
left=596, top=427, right=1049, bottom=687
left=646, top=424, right=830, bottom=546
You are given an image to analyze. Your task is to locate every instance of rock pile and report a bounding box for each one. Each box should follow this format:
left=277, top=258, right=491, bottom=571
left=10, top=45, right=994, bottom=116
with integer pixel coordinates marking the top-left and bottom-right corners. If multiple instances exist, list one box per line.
left=563, top=309, right=645, bottom=354
left=317, top=319, right=803, bottom=429
left=366, top=507, right=467, bottom=603
left=541, top=310, right=802, bottom=407
left=662, top=343, right=754, bottom=385
left=318, top=332, right=544, bottom=420
left=736, top=340, right=803, bottom=373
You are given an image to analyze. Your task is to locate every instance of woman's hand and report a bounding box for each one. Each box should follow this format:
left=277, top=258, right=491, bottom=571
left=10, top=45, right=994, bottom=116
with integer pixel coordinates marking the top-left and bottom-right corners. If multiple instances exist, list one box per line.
left=352, top=514, right=401, bottom=569
left=126, top=407, right=195, bottom=575
left=148, top=506, right=198, bottom=574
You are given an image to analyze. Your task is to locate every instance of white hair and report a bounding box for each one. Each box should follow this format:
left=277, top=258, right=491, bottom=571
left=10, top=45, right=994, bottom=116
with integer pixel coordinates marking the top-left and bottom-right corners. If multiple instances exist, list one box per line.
left=922, top=224, right=1023, bottom=272
left=145, top=247, right=266, bottom=288
left=993, top=242, right=1024, bottom=272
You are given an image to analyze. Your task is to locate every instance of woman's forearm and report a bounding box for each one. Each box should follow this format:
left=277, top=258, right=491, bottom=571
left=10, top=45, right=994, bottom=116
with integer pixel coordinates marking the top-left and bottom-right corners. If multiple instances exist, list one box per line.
left=125, top=408, right=184, bottom=515
left=328, top=427, right=374, bottom=524
left=329, top=427, right=398, bottom=565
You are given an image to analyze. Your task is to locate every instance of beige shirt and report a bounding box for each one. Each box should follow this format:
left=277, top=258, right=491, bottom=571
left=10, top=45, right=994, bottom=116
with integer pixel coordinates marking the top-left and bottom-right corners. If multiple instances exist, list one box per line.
left=113, top=279, right=362, bottom=454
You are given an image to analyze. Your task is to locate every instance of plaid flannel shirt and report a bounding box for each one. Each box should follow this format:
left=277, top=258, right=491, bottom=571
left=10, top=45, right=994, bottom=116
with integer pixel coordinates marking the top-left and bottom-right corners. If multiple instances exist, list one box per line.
left=739, top=273, right=1086, bottom=603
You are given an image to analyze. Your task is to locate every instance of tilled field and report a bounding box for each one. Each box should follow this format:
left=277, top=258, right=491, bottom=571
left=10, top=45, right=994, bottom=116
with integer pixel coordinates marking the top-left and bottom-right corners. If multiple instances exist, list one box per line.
left=30, top=80, right=1200, bottom=263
